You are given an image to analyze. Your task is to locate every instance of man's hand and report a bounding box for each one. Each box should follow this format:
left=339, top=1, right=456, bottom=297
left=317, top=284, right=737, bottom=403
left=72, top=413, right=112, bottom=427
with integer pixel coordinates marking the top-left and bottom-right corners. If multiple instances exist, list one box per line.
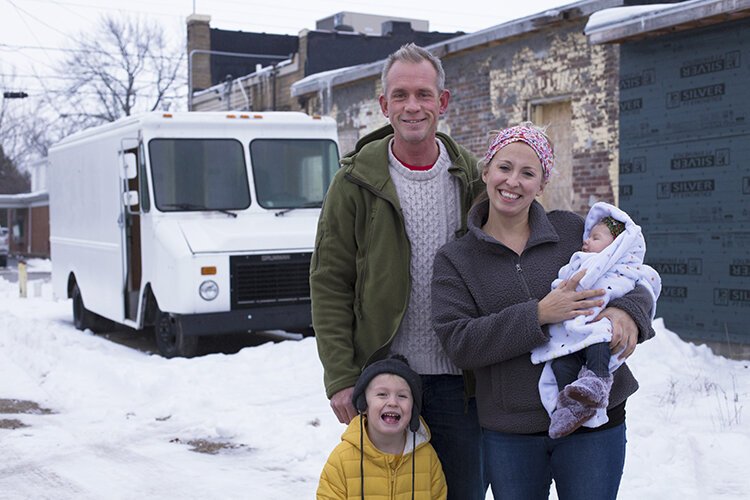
left=597, top=307, right=638, bottom=360
left=330, top=386, right=357, bottom=424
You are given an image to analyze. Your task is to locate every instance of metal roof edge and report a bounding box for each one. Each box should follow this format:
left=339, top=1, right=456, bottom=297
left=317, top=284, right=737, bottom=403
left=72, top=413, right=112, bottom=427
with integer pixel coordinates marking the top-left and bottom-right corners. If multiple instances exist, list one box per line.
left=586, top=0, right=750, bottom=44
left=0, top=191, right=49, bottom=208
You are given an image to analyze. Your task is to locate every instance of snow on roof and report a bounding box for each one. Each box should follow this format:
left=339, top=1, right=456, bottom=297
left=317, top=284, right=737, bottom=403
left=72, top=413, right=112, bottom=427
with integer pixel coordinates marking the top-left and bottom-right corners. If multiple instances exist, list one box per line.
left=585, top=3, right=674, bottom=32
left=586, top=0, right=750, bottom=44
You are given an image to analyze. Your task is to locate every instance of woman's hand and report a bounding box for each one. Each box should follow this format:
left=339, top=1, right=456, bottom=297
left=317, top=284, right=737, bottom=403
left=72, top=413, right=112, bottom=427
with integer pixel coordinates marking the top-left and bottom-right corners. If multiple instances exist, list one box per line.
left=537, top=269, right=605, bottom=326
left=596, top=307, right=638, bottom=360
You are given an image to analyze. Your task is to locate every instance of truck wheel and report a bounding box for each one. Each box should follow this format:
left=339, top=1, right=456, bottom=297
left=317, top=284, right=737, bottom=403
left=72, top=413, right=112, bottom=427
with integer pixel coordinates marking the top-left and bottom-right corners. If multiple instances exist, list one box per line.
left=154, top=309, right=199, bottom=358
left=0, top=254, right=6, bottom=267
left=72, top=283, right=97, bottom=331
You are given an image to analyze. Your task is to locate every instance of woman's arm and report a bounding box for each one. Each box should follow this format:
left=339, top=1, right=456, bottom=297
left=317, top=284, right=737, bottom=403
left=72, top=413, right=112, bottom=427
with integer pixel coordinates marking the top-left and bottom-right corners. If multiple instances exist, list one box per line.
left=598, top=284, right=656, bottom=360
left=432, top=253, right=607, bottom=369
left=537, top=268, right=606, bottom=326
left=431, top=252, right=548, bottom=369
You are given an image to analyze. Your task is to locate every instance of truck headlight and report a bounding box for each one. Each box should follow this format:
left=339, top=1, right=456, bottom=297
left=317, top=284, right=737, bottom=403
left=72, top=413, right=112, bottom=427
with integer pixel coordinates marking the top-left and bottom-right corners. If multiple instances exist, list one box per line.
left=199, top=280, right=219, bottom=301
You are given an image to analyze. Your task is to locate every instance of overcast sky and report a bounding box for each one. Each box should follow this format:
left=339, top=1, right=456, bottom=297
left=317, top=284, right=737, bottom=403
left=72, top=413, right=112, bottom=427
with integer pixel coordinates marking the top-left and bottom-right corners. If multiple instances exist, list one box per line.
left=1, top=0, right=568, bottom=97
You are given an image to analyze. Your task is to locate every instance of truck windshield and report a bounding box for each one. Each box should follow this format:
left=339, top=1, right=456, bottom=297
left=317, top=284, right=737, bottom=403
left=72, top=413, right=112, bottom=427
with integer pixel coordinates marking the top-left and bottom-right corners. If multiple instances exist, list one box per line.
left=149, top=138, right=251, bottom=212
left=250, top=139, right=339, bottom=209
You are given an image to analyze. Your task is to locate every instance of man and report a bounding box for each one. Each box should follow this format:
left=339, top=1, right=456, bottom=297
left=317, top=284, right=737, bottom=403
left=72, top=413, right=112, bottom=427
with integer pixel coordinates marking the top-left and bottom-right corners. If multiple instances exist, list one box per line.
left=310, top=43, right=485, bottom=499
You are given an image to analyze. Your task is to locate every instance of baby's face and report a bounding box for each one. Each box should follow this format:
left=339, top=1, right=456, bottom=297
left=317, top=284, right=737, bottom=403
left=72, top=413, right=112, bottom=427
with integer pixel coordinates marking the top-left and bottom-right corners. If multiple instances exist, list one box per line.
left=583, top=223, right=615, bottom=253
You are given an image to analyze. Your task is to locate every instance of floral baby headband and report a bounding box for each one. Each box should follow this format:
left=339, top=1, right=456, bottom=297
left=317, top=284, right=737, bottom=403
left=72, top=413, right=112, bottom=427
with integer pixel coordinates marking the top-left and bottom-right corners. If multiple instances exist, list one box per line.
left=483, top=125, right=555, bottom=181
left=601, top=216, right=626, bottom=238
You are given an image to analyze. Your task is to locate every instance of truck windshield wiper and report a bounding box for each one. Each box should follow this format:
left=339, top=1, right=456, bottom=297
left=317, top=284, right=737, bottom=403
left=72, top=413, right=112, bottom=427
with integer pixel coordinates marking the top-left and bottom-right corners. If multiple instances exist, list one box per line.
left=274, top=201, right=322, bottom=217
left=162, top=203, right=238, bottom=218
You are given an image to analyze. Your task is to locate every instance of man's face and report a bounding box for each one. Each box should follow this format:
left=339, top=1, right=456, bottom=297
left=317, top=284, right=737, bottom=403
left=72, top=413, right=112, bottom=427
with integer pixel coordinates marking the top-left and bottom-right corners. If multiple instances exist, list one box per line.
left=379, top=60, right=449, bottom=148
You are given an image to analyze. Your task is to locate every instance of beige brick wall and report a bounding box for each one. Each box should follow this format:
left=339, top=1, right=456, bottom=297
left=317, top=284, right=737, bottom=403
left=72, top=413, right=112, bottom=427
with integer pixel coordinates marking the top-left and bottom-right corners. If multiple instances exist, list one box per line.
left=187, top=15, right=212, bottom=92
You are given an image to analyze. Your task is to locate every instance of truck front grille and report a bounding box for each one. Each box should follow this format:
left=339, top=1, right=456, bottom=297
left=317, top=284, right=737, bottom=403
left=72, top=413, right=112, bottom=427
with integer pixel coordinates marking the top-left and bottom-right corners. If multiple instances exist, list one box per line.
left=230, top=252, right=311, bottom=308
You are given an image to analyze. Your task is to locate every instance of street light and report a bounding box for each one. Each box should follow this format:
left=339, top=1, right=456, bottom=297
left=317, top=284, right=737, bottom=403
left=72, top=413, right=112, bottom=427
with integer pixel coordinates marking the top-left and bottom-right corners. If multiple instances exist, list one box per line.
left=2, top=91, right=29, bottom=99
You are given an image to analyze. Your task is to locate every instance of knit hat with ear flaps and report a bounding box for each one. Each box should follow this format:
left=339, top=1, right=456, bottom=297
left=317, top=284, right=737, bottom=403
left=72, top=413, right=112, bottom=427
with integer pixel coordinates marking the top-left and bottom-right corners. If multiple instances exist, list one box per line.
left=352, top=354, right=423, bottom=432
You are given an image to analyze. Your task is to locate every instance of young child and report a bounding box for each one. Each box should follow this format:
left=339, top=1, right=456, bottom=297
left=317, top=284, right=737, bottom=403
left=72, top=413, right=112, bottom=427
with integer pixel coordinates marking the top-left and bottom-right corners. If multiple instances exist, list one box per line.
left=531, top=202, right=661, bottom=439
left=317, top=355, right=447, bottom=499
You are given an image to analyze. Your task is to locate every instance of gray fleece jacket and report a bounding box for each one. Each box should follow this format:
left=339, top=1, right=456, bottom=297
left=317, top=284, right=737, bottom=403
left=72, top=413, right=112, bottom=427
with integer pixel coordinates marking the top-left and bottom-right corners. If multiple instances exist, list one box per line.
left=431, top=200, right=655, bottom=434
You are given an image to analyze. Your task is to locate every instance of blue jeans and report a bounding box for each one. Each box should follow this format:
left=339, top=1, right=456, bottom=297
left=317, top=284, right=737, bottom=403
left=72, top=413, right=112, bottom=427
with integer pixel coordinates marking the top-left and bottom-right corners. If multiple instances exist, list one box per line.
left=421, top=375, right=485, bottom=500
left=484, top=423, right=626, bottom=500
left=552, top=342, right=612, bottom=390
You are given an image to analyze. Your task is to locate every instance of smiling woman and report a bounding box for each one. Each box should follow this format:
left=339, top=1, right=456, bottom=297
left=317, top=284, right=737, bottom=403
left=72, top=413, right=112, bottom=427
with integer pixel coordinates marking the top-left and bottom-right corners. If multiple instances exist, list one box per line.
left=431, top=122, right=658, bottom=500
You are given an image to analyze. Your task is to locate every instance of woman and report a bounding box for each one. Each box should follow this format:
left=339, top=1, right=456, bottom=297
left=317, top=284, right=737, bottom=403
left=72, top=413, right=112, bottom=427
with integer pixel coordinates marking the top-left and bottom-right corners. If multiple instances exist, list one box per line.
left=430, top=124, right=655, bottom=500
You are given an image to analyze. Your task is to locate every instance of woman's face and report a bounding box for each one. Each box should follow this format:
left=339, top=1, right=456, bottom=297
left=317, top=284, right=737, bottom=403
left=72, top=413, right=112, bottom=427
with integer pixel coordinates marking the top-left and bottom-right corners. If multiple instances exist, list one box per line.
left=482, top=141, right=546, bottom=220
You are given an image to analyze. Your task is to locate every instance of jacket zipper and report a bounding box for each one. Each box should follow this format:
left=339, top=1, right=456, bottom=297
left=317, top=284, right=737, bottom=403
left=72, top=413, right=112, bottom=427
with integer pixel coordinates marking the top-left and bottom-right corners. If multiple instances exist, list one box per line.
left=515, top=256, right=534, bottom=300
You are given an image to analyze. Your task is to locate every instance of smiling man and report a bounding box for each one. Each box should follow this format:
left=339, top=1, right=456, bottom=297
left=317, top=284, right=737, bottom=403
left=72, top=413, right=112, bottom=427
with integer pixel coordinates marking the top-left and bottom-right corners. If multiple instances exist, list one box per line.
left=310, top=43, right=486, bottom=500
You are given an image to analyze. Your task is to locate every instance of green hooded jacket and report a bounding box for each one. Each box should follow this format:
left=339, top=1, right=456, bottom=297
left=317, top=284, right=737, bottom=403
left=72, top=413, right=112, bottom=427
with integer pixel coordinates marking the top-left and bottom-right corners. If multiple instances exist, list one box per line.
left=310, top=124, right=484, bottom=398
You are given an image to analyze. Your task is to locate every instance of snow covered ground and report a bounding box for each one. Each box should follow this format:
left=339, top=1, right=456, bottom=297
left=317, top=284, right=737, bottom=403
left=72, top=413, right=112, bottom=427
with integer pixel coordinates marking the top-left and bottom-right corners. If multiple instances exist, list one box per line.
left=1, top=261, right=748, bottom=499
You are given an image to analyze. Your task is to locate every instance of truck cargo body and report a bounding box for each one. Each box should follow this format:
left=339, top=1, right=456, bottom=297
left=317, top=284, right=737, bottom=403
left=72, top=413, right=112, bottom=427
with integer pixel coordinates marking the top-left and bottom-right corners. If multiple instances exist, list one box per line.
left=49, top=111, right=339, bottom=356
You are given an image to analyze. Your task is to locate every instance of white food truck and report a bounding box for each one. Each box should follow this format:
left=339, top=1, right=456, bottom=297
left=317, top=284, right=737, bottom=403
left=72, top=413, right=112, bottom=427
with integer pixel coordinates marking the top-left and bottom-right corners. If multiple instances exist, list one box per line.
left=49, top=111, right=339, bottom=357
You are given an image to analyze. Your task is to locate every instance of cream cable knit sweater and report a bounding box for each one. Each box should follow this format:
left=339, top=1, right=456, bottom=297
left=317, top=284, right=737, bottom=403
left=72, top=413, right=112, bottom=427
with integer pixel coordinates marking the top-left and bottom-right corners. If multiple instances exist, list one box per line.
left=388, top=140, right=462, bottom=375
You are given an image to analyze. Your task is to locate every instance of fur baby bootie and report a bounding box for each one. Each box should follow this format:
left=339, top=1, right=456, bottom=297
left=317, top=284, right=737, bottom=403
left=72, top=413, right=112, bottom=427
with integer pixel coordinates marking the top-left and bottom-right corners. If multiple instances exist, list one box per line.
left=549, top=391, right=597, bottom=439
left=564, top=368, right=613, bottom=409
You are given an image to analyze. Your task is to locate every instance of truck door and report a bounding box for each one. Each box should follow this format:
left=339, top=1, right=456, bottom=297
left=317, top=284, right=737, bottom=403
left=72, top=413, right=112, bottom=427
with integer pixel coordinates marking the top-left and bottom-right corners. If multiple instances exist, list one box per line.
left=120, top=143, right=143, bottom=321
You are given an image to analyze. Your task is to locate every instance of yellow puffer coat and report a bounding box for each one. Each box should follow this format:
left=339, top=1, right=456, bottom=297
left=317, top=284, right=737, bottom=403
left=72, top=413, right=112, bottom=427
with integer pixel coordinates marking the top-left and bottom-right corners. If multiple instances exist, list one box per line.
left=317, top=415, right=447, bottom=499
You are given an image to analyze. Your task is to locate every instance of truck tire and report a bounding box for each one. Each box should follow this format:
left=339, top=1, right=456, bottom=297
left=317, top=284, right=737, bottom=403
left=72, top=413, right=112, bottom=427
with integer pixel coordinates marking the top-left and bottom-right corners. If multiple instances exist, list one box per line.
left=0, top=254, right=6, bottom=268
left=72, top=283, right=98, bottom=331
left=154, top=308, right=199, bottom=358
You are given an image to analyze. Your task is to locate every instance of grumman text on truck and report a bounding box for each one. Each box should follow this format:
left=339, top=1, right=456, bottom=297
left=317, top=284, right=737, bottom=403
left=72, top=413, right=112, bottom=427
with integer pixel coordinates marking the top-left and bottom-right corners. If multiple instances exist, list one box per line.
left=49, top=111, right=340, bottom=357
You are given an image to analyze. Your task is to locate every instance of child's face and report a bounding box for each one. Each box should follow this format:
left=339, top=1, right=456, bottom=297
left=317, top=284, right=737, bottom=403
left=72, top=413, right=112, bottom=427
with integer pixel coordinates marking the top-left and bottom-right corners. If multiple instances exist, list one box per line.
left=583, top=222, right=615, bottom=253
left=364, top=374, right=413, bottom=439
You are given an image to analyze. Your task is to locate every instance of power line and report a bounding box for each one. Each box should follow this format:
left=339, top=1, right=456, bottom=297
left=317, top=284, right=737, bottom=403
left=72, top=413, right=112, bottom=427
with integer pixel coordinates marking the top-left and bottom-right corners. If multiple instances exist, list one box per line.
left=0, top=74, right=185, bottom=87
left=0, top=44, right=185, bottom=62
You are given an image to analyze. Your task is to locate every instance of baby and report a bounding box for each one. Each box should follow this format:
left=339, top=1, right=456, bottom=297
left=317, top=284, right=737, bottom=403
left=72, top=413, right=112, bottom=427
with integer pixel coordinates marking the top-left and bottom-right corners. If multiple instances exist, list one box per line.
left=531, top=202, right=661, bottom=439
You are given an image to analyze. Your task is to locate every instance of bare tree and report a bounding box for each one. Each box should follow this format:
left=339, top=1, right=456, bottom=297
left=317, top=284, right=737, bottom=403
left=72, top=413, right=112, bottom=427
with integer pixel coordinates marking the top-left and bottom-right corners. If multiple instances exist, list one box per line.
left=55, top=15, right=185, bottom=126
left=0, top=145, right=30, bottom=194
left=1, top=15, right=184, bottom=173
left=0, top=71, right=34, bottom=175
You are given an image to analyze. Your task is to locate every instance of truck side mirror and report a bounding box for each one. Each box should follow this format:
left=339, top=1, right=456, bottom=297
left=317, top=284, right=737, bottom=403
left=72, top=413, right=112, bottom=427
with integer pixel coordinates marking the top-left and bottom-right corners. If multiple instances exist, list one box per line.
left=123, top=190, right=139, bottom=207
left=121, top=153, right=137, bottom=180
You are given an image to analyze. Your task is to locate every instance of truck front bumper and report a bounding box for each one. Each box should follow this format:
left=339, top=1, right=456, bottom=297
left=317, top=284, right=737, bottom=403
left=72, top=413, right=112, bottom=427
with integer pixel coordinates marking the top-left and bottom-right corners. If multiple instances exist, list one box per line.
left=175, top=303, right=311, bottom=336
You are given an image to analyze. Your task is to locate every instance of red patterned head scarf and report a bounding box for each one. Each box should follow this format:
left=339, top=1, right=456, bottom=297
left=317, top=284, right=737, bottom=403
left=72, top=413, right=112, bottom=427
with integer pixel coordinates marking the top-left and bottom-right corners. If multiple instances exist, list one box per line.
left=483, top=125, right=555, bottom=181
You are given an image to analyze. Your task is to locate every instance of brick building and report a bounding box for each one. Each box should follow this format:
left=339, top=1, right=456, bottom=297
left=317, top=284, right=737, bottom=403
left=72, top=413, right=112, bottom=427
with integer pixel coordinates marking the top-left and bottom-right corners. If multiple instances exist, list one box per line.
left=188, top=13, right=464, bottom=113
left=294, top=0, right=646, bottom=213
left=0, top=157, right=50, bottom=259
left=187, top=1, right=750, bottom=354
